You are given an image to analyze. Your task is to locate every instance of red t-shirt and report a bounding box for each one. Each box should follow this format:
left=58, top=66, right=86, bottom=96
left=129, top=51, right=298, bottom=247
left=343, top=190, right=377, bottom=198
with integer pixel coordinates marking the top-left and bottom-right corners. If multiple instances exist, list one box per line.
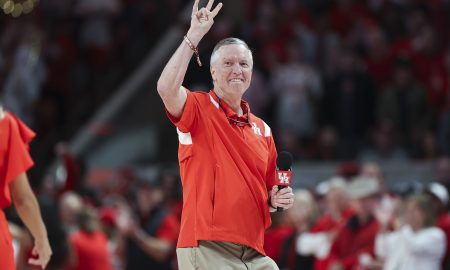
left=0, top=112, right=35, bottom=270
left=166, top=90, right=278, bottom=255
left=311, top=208, right=354, bottom=270
left=67, top=230, right=113, bottom=270
left=0, top=112, right=35, bottom=209
left=327, top=216, right=379, bottom=270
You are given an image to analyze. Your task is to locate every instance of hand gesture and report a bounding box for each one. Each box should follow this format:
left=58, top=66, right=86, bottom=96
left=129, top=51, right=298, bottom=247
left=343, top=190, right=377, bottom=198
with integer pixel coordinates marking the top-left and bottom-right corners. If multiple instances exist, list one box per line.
left=28, top=239, right=52, bottom=269
left=188, top=0, right=223, bottom=45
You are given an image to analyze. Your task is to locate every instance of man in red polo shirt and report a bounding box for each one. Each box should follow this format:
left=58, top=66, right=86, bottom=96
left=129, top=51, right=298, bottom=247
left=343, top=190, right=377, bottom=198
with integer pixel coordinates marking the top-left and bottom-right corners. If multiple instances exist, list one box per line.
left=157, top=0, right=294, bottom=269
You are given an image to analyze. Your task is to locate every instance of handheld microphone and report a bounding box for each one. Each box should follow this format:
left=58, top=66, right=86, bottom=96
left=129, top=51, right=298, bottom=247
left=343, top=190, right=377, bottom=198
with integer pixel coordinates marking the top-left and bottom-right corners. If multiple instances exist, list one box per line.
left=275, top=151, right=293, bottom=212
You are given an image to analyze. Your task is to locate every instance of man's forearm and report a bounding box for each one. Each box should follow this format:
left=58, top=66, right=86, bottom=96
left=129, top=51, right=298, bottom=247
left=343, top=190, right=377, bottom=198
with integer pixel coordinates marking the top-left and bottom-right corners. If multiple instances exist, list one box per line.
left=157, top=37, right=194, bottom=98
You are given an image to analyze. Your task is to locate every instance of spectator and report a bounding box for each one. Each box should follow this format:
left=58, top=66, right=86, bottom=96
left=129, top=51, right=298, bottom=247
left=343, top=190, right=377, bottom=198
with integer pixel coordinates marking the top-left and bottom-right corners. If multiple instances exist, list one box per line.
left=265, top=189, right=319, bottom=270
left=310, top=177, right=353, bottom=270
left=321, top=48, right=376, bottom=159
left=363, top=26, right=394, bottom=86
left=425, top=182, right=450, bottom=270
left=116, top=177, right=179, bottom=270
left=74, top=0, right=121, bottom=69
left=375, top=194, right=446, bottom=270
left=376, top=56, right=431, bottom=158
left=327, top=176, right=380, bottom=270
left=66, top=206, right=114, bottom=270
left=271, top=40, right=322, bottom=158
left=1, top=24, right=47, bottom=126
left=359, top=119, right=409, bottom=162
left=59, top=191, right=84, bottom=234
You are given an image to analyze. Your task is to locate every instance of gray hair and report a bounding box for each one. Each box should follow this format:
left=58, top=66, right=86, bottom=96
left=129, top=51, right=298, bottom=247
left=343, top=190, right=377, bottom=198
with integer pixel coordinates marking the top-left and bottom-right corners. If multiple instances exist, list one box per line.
left=210, top=37, right=253, bottom=66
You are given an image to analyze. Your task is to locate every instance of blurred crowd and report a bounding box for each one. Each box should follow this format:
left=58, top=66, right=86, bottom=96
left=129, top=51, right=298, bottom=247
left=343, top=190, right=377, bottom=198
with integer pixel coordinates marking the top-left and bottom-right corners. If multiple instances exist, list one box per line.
left=6, top=166, right=183, bottom=270
left=265, top=158, right=450, bottom=270
left=4, top=157, right=450, bottom=270
left=0, top=0, right=190, bottom=181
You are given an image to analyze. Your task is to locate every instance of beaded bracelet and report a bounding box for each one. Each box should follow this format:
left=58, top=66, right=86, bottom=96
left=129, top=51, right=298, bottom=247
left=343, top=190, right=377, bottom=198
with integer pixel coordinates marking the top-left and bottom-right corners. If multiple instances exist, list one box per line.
left=183, top=35, right=202, bottom=67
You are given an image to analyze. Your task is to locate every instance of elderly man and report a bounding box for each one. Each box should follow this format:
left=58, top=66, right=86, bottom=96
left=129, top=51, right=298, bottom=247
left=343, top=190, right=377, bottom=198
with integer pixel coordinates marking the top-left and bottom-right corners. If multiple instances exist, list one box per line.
left=156, top=0, right=294, bottom=269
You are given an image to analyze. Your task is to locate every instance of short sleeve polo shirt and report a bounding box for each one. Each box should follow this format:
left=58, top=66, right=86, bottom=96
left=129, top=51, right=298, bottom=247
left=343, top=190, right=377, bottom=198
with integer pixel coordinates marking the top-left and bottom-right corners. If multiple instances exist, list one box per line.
left=166, top=89, right=278, bottom=255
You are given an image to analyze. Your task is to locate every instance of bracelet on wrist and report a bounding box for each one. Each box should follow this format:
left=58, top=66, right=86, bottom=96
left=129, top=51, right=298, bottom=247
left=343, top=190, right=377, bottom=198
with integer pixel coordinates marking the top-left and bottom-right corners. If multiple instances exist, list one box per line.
left=183, top=35, right=202, bottom=67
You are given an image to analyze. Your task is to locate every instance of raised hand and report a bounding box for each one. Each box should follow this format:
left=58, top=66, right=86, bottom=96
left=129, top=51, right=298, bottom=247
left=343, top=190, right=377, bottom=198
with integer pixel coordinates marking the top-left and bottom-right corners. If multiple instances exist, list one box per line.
left=188, top=0, right=223, bottom=45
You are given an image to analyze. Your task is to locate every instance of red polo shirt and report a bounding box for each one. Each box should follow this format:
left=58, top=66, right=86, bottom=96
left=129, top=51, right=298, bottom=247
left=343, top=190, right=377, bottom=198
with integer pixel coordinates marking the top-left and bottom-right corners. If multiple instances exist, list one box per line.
left=166, top=89, right=278, bottom=255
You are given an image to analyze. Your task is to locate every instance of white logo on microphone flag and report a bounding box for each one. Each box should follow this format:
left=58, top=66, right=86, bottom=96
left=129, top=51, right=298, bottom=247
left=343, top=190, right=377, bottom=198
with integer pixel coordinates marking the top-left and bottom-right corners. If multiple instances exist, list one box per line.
left=278, top=172, right=290, bottom=184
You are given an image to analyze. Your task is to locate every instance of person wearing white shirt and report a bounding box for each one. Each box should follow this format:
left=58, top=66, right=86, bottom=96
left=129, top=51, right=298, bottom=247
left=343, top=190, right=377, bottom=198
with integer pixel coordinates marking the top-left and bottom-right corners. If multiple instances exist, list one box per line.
left=375, top=194, right=446, bottom=270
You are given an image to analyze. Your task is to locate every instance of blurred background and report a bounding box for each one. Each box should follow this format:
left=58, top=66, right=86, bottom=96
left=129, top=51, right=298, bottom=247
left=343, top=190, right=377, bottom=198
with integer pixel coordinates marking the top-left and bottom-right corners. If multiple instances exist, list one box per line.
left=1, top=0, right=450, bottom=269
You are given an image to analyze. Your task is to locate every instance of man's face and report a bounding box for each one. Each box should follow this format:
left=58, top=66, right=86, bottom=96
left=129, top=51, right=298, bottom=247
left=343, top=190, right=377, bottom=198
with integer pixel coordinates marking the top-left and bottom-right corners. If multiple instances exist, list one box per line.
left=210, top=44, right=253, bottom=98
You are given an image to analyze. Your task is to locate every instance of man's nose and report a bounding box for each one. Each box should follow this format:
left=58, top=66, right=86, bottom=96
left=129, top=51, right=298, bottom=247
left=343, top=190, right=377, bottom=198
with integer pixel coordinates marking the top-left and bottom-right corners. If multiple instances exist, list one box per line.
left=231, top=63, right=242, bottom=73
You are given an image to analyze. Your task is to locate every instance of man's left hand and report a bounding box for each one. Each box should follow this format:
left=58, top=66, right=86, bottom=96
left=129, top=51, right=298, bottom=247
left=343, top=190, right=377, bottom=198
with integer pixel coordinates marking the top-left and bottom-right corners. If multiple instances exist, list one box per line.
left=269, top=186, right=294, bottom=211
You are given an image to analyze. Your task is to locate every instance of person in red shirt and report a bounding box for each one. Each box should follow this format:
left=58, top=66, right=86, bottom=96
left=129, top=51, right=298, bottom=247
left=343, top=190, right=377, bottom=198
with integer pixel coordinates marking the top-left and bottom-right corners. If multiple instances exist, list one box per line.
left=326, top=176, right=381, bottom=270
left=116, top=177, right=180, bottom=270
left=156, top=0, right=294, bottom=269
left=66, top=206, right=113, bottom=270
left=311, top=177, right=354, bottom=270
left=0, top=106, right=52, bottom=270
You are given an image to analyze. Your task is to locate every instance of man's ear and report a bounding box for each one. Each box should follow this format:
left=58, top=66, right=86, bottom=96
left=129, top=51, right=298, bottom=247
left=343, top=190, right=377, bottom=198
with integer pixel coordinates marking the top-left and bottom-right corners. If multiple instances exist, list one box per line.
left=210, top=65, right=216, bottom=81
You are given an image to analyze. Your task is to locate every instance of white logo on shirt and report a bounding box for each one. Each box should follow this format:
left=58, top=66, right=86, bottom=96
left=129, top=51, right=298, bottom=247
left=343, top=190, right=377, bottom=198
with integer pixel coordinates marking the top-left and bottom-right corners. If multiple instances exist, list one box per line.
left=252, top=123, right=262, bottom=136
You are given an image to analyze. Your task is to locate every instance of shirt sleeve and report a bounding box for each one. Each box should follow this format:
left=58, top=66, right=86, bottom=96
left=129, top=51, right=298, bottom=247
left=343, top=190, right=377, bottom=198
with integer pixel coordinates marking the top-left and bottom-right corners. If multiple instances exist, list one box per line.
left=155, top=213, right=180, bottom=245
left=375, top=230, right=399, bottom=259
left=165, top=90, right=199, bottom=133
left=1, top=113, right=35, bottom=208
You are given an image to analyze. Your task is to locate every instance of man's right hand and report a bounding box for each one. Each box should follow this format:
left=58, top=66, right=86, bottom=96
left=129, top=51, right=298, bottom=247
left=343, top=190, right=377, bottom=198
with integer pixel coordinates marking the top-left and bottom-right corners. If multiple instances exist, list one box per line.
left=187, top=0, right=223, bottom=46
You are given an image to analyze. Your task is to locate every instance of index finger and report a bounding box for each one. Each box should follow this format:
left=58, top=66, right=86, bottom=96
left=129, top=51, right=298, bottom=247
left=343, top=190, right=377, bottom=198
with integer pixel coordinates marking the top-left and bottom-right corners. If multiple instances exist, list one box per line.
left=192, top=0, right=199, bottom=16
left=210, top=2, right=223, bottom=18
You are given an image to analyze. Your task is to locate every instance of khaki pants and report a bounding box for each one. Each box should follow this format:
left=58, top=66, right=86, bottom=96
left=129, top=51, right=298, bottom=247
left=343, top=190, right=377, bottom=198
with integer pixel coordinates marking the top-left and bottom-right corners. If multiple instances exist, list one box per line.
left=177, top=240, right=279, bottom=270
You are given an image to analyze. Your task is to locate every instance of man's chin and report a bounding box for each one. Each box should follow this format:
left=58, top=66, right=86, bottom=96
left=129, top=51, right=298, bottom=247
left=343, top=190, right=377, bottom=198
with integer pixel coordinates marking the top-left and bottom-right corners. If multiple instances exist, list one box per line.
left=227, top=85, right=248, bottom=95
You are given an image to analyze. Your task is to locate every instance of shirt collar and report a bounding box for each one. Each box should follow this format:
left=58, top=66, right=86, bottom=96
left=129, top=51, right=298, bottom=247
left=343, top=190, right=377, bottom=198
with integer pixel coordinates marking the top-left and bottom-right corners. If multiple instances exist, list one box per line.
left=209, top=90, right=251, bottom=126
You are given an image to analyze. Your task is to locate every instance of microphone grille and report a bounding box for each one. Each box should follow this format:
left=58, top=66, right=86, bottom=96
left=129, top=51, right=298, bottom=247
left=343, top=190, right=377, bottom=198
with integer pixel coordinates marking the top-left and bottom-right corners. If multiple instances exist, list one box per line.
left=277, top=151, right=293, bottom=170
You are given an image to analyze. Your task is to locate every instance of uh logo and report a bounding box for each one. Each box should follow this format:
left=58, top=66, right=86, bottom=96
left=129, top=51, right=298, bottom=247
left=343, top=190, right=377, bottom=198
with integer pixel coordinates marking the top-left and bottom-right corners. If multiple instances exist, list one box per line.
left=277, top=171, right=292, bottom=186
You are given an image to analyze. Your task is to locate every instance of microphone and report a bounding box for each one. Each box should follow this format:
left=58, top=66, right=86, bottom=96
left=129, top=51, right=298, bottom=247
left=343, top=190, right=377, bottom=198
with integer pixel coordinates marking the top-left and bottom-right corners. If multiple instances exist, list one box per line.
left=275, top=151, right=293, bottom=212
